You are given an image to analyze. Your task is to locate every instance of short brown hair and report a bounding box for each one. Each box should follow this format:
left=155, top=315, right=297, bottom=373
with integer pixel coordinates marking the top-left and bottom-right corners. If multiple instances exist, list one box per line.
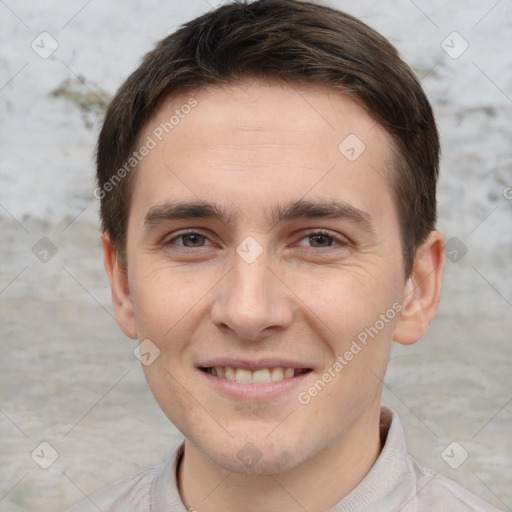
left=96, top=0, right=439, bottom=276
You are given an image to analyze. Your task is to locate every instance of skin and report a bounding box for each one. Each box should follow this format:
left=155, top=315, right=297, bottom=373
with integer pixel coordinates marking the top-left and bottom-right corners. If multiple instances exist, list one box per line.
left=102, top=80, right=445, bottom=512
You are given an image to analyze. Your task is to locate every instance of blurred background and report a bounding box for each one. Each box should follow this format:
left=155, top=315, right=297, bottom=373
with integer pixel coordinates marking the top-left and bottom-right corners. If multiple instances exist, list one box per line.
left=0, top=1, right=511, bottom=510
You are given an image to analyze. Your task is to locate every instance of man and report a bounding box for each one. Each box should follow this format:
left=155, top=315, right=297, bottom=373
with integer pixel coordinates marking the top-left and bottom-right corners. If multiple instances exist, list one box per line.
left=69, top=0, right=500, bottom=510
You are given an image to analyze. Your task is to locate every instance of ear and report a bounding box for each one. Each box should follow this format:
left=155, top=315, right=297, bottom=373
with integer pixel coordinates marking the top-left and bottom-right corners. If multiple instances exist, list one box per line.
left=393, top=230, right=445, bottom=345
left=101, top=232, right=138, bottom=340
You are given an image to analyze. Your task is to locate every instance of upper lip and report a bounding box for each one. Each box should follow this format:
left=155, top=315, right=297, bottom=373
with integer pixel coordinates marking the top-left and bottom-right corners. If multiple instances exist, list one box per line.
left=197, top=358, right=313, bottom=371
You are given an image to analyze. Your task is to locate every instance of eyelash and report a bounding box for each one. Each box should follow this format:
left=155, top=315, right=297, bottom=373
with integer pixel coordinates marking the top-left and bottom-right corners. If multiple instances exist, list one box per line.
left=293, top=229, right=349, bottom=249
left=164, top=229, right=349, bottom=251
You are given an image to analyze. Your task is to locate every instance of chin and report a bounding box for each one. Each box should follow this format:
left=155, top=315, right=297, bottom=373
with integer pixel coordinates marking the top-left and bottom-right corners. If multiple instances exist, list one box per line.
left=191, top=428, right=313, bottom=476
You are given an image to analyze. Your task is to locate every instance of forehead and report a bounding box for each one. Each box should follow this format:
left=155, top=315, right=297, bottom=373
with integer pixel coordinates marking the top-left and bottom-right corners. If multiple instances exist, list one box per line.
left=144, top=80, right=387, bottom=153
left=131, top=80, right=397, bottom=229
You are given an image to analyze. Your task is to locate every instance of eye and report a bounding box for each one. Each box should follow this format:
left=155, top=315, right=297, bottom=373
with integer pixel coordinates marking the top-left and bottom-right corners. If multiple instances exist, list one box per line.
left=165, top=231, right=211, bottom=248
left=295, top=230, right=347, bottom=249
left=305, top=233, right=334, bottom=248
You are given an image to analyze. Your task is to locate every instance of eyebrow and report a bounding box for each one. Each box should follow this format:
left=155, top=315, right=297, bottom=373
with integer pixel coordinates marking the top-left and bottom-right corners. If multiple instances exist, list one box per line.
left=269, top=199, right=375, bottom=233
left=144, top=201, right=233, bottom=226
left=143, top=199, right=375, bottom=234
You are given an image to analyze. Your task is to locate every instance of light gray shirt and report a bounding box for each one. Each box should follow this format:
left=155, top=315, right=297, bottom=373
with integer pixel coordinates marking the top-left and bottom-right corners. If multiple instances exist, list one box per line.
left=65, top=406, right=501, bottom=511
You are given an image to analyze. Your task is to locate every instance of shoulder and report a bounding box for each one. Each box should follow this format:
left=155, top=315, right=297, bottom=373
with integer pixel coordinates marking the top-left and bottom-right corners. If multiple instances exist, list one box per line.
left=63, top=463, right=160, bottom=512
left=407, top=457, right=502, bottom=512
left=369, top=406, right=501, bottom=512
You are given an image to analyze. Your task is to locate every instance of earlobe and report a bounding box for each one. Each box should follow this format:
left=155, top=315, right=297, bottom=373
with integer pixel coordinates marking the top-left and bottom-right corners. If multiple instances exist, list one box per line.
left=393, top=231, right=445, bottom=346
left=101, top=232, right=138, bottom=340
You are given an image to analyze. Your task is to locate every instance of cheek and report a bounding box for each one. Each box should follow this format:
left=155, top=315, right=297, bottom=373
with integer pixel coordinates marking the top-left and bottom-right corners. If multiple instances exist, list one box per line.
left=285, top=263, right=401, bottom=339
left=129, top=259, right=214, bottom=339
left=141, top=359, right=196, bottom=435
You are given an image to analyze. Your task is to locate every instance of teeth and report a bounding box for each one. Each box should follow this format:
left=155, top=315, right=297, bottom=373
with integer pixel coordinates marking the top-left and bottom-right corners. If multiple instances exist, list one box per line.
left=270, top=368, right=284, bottom=382
left=235, top=368, right=252, bottom=384
left=283, top=368, right=294, bottom=379
left=225, top=366, right=236, bottom=382
left=206, top=366, right=308, bottom=384
left=252, top=369, right=271, bottom=383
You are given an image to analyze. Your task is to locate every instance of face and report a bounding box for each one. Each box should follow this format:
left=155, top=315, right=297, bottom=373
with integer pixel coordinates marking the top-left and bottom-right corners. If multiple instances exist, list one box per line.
left=118, top=81, right=412, bottom=474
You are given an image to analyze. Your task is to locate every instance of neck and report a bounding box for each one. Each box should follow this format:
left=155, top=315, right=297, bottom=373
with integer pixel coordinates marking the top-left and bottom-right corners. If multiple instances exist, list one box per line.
left=178, top=404, right=383, bottom=512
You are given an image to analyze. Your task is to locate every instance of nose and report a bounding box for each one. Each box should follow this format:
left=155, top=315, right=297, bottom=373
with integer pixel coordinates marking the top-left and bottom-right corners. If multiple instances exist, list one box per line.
left=210, top=250, right=294, bottom=341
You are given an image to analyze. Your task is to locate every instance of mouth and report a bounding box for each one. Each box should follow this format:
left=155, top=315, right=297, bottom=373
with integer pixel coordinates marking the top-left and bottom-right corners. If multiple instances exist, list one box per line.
left=199, top=366, right=312, bottom=384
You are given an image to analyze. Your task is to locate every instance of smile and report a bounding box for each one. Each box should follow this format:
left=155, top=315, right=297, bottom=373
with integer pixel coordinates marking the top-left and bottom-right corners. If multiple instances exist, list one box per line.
left=200, top=366, right=312, bottom=384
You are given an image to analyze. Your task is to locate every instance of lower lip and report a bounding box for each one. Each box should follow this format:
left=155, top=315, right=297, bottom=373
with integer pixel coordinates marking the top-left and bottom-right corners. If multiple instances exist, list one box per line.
left=197, top=369, right=312, bottom=400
